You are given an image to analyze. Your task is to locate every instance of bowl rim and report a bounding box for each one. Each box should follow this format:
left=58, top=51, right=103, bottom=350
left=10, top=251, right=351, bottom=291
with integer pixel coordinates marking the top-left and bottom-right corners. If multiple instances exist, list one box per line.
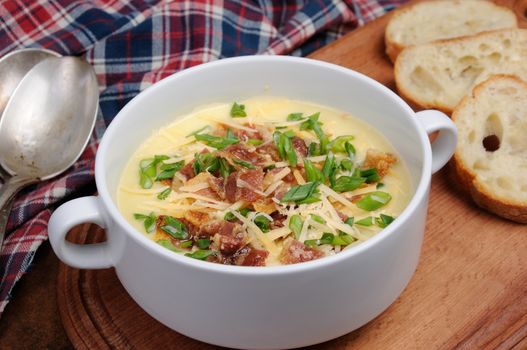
left=95, top=55, right=432, bottom=275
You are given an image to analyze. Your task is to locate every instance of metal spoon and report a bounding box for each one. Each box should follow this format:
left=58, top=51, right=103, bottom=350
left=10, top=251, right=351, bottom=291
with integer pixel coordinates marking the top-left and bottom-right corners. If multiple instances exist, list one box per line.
left=0, top=48, right=62, bottom=182
left=0, top=56, right=99, bottom=250
left=0, top=48, right=62, bottom=250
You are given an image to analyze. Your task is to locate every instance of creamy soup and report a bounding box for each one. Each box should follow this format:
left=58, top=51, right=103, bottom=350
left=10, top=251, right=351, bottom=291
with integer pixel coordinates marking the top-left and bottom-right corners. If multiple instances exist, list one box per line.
left=117, top=97, right=412, bottom=266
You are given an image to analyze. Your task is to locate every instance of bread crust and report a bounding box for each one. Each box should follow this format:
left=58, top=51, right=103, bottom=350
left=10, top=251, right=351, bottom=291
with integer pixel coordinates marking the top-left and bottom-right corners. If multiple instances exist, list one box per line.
left=385, top=0, right=517, bottom=63
left=451, top=75, right=527, bottom=223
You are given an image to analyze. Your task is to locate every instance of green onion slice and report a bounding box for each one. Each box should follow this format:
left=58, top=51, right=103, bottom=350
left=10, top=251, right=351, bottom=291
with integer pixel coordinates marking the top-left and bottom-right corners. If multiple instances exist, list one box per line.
left=156, top=161, right=184, bottom=180
left=283, top=135, right=297, bottom=167
left=304, top=159, right=324, bottom=182
left=355, top=217, right=374, bottom=226
left=156, top=239, right=181, bottom=252
left=160, top=216, right=188, bottom=240
left=179, top=240, right=193, bottom=248
left=230, top=102, right=247, bottom=118
left=197, top=238, right=211, bottom=249
left=345, top=142, right=356, bottom=160
left=360, top=168, right=381, bottom=183
left=332, top=176, right=366, bottom=193
left=356, top=191, right=392, bottom=211
left=281, top=181, right=320, bottom=203
left=254, top=214, right=271, bottom=233
left=133, top=212, right=157, bottom=233
left=194, top=133, right=238, bottom=150
left=311, top=214, right=326, bottom=224
left=247, top=138, right=263, bottom=146
left=376, top=214, right=395, bottom=228
left=308, top=142, right=320, bottom=156
left=233, top=158, right=255, bottom=169
left=219, top=158, right=233, bottom=178
left=224, top=212, right=237, bottom=222
left=287, top=113, right=304, bottom=121
left=157, top=188, right=172, bottom=200
left=329, top=135, right=355, bottom=153
left=321, top=152, right=335, bottom=179
left=289, top=215, right=303, bottom=239
left=185, top=250, right=216, bottom=260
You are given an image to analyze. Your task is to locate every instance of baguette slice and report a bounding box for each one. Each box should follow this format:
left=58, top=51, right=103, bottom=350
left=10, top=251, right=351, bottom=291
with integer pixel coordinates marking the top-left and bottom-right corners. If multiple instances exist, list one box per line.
left=385, top=0, right=517, bottom=62
left=395, top=29, right=527, bottom=114
left=452, top=75, right=527, bottom=223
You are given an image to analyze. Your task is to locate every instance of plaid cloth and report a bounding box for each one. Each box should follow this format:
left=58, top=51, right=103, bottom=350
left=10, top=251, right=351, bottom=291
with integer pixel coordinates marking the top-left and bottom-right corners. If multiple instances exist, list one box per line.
left=0, top=0, right=406, bottom=315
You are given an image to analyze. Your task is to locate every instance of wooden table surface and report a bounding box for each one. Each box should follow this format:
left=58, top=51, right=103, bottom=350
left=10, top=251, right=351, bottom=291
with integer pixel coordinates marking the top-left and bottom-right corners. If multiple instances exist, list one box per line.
left=2, top=1, right=527, bottom=349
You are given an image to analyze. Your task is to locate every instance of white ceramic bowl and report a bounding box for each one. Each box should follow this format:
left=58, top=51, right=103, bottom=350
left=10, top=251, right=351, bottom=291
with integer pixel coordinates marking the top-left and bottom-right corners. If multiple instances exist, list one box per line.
left=48, top=56, right=457, bottom=349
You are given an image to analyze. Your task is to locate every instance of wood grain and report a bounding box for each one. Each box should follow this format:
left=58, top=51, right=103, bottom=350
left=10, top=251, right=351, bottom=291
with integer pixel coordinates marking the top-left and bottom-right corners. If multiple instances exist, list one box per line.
left=57, top=1, right=527, bottom=349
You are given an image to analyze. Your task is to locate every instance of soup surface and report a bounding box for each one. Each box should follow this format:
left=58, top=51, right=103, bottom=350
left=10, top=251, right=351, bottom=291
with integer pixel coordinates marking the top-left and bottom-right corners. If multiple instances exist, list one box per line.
left=118, top=97, right=412, bottom=266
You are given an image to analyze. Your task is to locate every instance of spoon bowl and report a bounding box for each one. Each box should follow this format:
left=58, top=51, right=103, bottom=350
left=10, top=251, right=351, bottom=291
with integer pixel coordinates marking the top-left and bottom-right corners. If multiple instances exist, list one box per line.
left=0, top=48, right=61, bottom=118
left=0, top=48, right=61, bottom=182
left=0, top=56, right=98, bottom=179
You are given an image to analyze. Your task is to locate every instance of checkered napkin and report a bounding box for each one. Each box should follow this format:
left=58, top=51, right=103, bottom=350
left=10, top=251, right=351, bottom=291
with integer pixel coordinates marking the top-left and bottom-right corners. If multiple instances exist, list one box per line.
left=0, top=0, right=406, bottom=315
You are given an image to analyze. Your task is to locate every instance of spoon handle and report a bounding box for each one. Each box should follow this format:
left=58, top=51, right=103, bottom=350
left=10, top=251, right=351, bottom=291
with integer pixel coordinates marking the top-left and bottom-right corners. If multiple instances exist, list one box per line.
left=0, top=176, right=39, bottom=252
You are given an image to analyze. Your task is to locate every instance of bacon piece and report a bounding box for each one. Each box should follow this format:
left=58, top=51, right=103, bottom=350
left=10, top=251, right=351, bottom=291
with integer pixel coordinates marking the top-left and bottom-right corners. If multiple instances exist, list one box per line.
left=269, top=212, right=287, bottom=230
left=233, top=126, right=262, bottom=141
left=280, top=239, right=324, bottom=265
left=184, top=210, right=210, bottom=227
left=361, top=149, right=397, bottom=177
left=225, top=172, right=238, bottom=203
left=216, top=124, right=262, bottom=141
left=231, top=245, right=268, bottom=266
left=256, top=142, right=280, bottom=162
left=200, top=220, right=247, bottom=254
left=273, top=182, right=291, bottom=201
left=156, top=216, right=199, bottom=239
left=208, top=176, right=225, bottom=199
left=200, top=220, right=236, bottom=237
left=224, top=169, right=264, bottom=203
left=179, top=162, right=195, bottom=180
left=238, top=168, right=264, bottom=202
left=159, top=179, right=172, bottom=187
left=184, top=172, right=220, bottom=200
left=176, top=218, right=200, bottom=238
left=218, top=143, right=267, bottom=167
left=252, top=197, right=277, bottom=214
left=218, top=234, right=245, bottom=255
left=291, top=136, right=308, bottom=158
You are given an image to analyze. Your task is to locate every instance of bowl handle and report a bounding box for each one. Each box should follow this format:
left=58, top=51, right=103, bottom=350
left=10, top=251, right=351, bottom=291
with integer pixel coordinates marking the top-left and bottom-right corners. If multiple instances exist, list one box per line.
left=415, top=110, right=458, bottom=174
left=48, top=196, right=113, bottom=269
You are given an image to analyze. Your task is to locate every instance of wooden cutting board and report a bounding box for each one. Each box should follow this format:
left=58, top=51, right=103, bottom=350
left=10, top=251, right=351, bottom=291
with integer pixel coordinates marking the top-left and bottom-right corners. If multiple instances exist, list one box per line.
left=57, top=1, right=527, bottom=349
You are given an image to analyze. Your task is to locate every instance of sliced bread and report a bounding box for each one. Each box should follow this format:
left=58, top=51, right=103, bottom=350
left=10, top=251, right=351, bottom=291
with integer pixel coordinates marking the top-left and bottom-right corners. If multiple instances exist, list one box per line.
left=395, top=29, right=527, bottom=114
left=385, top=0, right=517, bottom=62
left=452, top=75, right=527, bottom=223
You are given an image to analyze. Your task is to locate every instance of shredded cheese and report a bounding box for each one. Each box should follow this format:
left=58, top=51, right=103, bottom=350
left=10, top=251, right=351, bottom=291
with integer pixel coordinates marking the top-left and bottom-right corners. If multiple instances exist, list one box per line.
left=229, top=210, right=279, bottom=255
left=293, top=169, right=306, bottom=185
left=204, top=117, right=258, bottom=132
left=170, top=192, right=225, bottom=206
left=298, top=217, right=311, bottom=242
left=264, top=180, right=283, bottom=197
left=273, top=161, right=289, bottom=168
left=266, top=226, right=291, bottom=241
left=305, top=155, right=327, bottom=163
left=193, top=200, right=230, bottom=210
left=318, top=184, right=356, bottom=210
left=178, top=182, right=210, bottom=192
